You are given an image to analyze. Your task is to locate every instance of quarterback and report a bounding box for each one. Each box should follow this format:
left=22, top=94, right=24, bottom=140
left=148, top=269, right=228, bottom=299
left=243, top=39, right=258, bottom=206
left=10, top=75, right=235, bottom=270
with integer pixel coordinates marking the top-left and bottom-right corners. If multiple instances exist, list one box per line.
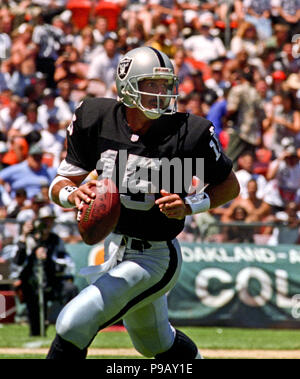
left=46, top=47, right=239, bottom=359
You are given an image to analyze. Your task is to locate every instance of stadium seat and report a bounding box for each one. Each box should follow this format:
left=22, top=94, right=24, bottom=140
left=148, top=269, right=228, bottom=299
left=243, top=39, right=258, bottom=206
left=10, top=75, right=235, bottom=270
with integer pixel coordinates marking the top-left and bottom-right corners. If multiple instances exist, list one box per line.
left=67, top=0, right=92, bottom=29
left=95, top=1, right=121, bottom=31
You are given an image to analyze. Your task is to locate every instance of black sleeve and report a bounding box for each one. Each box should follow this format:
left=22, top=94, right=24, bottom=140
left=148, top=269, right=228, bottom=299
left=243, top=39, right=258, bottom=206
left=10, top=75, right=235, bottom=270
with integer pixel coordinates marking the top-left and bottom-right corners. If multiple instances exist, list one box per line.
left=65, top=99, right=101, bottom=172
left=195, top=123, right=233, bottom=185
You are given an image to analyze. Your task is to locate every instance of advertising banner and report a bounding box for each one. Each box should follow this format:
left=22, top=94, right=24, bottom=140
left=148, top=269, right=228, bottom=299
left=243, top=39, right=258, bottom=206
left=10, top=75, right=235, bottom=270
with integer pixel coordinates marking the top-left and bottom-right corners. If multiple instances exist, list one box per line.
left=167, top=243, right=300, bottom=327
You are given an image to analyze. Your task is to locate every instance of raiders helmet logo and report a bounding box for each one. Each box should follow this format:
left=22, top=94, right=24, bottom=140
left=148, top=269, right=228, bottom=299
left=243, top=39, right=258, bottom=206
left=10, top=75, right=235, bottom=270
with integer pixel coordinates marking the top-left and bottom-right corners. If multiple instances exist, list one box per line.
left=117, top=57, right=133, bottom=80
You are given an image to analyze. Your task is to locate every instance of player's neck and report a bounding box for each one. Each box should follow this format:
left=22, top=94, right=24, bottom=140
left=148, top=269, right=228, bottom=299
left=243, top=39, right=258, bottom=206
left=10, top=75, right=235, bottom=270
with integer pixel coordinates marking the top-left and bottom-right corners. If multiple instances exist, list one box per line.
left=125, top=108, right=154, bottom=135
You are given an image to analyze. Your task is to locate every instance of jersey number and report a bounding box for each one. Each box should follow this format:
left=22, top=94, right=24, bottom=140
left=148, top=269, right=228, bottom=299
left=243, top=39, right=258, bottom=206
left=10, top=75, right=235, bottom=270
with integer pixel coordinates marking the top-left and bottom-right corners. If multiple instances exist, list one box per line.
left=209, top=135, right=221, bottom=161
left=97, top=150, right=157, bottom=211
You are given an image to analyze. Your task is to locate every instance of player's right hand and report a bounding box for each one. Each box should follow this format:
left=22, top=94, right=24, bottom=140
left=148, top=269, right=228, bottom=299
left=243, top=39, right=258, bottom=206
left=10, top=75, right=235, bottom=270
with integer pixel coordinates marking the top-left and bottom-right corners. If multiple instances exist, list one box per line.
left=69, top=180, right=98, bottom=210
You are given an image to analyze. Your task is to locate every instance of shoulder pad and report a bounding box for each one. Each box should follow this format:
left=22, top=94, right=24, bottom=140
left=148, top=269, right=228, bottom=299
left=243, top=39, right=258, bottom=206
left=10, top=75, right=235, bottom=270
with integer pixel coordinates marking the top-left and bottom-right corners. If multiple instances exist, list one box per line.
left=75, top=98, right=118, bottom=130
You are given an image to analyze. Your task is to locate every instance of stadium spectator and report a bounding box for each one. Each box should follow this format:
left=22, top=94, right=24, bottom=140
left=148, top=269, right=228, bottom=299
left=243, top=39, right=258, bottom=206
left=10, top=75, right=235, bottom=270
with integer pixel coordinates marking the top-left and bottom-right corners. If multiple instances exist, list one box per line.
left=32, top=12, right=66, bottom=88
left=285, top=73, right=300, bottom=114
left=265, top=23, right=289, bottom=52
left=54, top=80, right=76, bottom=127
left=75, top=25, right=104, bottom=65
left=255, top=78, right=271, bottom=114
left=262, top=92, right=282, bottom=150
left=146, top=24, right=177, bottom=58
left=230, top=21, right=262, bottom=58
left=53, top=47, right=87, bottom=88
left=177, top=95, right=189, bottom=112
left=193, top=209, right=222, bottom=243
left=204, top=60, right=230, bottom=97
left=117, top=27, right=139, bottom=55
left=11, top=102, right=43, bottom=138
left=52, top=207, right=82, bottom=244
left=0, top=182, right=11, bottom=208
left=0, top=94, right=24, bottom=136
left=243, top=0, right=273, bottom=40
left=6, top=188, right=29, bottom=219
left=148, top=0, right=184, bottom=30
left=183, top=12, right=226, bottom=64
left=221, top=178, right=271, bottom=223
left=206, top=92, right=228, bottom=139
left=178, top=214, right=201, bottom=242
left=253, top=147, right=272, bottom=176
left=0, top=70, right=8, bottom=93
left=128, top=23, right=147, bottom=48
left=251, top=50, right=279, bottom=87
left=121, top=1, right=153, bottom=38
left=6, top=57, right=38, bottom=98
left=0, top=141, right=8, bottom=170
left=37, top=88, right=59, bottom=129
left=12, top=205, right=78, bottom=336
left=1, top=130, right=29, bottom=166
left=39, top=116, right=65, bottom=168
left=268, top=201, right=300, bottom=245
left=176, top=0, right=202, bottom=28
left=221, top=204, right=255, bottom=243
left=225, top=67, right=265, bottom=168
left=87, top=34, right=121, bottom=98
left=0, top=12, right=12, bottom=61
left=10, top=23, right=37, bottom=62
left=272, top=0, right=300, bottom=36
left=92, top=16, right=111, bottom=44
left=40, top=184, right=52, bottom=205
left=217, top=0, right=242, bottom=23
left=0, top=143, right=55, bottom=199
left=223, top=49, right=250, bottom=83
left=263, top=91, right=300, bottom=158
left=23, top=71, right=48, bottom=104
left=181, top=69, right=211, bottom=99
left=265, top=140, right=300, bottom=209
left=16, top=192, right=47, bottom=223
left=234, top=151, right=268, bottom=200
left=172, top=47, right=195, bottom=85
left=186, top=92, right=205, bottom=117
left=279, top=42, right=300, bottom=75
left=165, top=20, right=185, bottom=50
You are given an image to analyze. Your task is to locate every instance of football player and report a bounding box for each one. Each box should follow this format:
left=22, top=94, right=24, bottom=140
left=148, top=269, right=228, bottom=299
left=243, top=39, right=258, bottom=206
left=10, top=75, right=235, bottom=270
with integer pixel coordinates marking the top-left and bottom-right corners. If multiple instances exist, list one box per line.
left=46, top=47, right=240, bottom=359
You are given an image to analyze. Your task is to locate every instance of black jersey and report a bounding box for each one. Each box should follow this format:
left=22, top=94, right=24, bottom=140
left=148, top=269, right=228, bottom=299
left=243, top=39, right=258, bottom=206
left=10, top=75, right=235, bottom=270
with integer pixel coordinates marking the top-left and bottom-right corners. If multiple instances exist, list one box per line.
left=66, top=98, right=232, bottom=241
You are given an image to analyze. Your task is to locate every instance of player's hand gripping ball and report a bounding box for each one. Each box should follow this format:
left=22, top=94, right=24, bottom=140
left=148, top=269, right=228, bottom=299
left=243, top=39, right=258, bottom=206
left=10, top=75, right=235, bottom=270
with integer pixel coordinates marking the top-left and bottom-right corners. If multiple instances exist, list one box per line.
left=77, top=178, right=121, bottom=245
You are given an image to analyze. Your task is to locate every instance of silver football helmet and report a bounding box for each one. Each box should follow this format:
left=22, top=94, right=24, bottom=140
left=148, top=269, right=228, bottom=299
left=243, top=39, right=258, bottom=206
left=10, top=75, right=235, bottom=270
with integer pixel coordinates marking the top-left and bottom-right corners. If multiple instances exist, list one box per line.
left=116, top=47, right=179, bottom=119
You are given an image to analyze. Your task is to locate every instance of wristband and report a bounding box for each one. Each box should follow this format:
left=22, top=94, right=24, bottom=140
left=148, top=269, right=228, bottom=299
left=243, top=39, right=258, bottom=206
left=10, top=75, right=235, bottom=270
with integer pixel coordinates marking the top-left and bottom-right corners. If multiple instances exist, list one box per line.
left=59, top=185, right=78, bottom=208
left=48, top=175, right=69, bottom=202
left=185, top=192, right=210, bottom=214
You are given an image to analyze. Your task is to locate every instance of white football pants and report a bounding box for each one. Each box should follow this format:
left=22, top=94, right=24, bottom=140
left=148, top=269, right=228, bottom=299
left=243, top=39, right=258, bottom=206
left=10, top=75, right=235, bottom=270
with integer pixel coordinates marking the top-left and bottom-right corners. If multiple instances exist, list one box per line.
left=55, top=233, right=182, bottom=357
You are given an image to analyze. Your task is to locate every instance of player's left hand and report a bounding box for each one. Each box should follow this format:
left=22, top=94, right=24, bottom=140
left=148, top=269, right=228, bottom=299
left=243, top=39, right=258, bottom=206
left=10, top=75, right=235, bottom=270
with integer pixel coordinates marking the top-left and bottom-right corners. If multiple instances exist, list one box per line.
left=155, top=189, right=191, bottom=220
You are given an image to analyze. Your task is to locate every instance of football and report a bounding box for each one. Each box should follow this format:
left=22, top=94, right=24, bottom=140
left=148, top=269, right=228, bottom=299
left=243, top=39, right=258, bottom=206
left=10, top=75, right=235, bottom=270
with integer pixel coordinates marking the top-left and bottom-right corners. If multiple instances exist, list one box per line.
left=77, top=178, right=121, bottom=245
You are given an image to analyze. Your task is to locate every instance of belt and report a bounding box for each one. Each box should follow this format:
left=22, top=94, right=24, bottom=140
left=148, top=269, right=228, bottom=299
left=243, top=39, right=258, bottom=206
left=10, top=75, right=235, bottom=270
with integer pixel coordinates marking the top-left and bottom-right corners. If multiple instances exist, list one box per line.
left=121, top=236, right=152, bottom=251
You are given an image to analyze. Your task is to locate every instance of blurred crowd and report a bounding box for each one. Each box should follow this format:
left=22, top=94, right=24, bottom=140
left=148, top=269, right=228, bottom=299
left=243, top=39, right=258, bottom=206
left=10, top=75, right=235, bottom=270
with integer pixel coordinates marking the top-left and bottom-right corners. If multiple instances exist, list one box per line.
left=0, top=0, right=300, bottom=251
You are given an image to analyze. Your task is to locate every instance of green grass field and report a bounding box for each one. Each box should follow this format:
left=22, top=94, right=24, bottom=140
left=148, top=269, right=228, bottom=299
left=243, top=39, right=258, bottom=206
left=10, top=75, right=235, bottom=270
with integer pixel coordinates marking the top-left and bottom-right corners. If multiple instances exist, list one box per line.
left=1, top=323, right=300, bottom=359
